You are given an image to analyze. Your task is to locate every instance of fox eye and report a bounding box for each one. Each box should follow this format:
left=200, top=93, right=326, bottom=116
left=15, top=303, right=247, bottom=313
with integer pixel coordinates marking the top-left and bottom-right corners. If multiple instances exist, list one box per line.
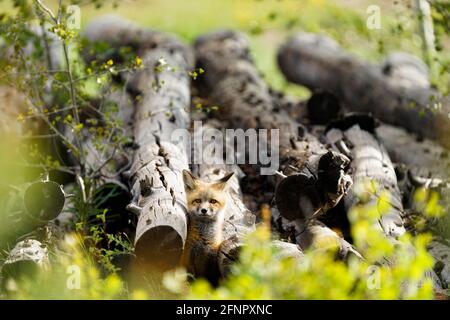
left=210, top=199, right=218, bottom=204
left=192, top=199, right=202, bottom=204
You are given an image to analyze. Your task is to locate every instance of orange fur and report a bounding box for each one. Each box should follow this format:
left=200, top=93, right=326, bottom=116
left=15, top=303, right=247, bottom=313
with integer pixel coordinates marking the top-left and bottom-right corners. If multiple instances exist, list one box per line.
left=181, top=170, right=233, bottom=273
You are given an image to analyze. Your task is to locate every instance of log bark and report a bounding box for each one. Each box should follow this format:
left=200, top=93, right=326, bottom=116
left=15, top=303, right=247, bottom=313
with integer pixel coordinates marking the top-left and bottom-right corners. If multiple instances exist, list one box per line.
left=376, top=123, right=449, bottom=179
left=84, top=16, right=194, bottom=271
left=1, top=239, right=49, bottom=291
left=325, top=115, right=406, bottom=239
left=429, top=240, right=450, bottom=288
left=376, top=123, right=450, bottom=209
left=277, top=33, right=450, bottom=148
left=194, top=30, right=355, bottom=256
left=128, top=45, right=192, bottom=272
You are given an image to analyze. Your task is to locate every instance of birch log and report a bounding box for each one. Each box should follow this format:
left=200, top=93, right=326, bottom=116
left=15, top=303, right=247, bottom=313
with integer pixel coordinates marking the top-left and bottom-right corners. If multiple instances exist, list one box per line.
left=325, top=114, right=406, bottom=239
left=277, top=33, right=450, bottom=148
left=1, top=239, right=49, bottom=288
left=128, top=44, right=192, bottom=271
left=376, top=123, right=449, bottom=180
left=194, top=30, right=355, bottom=257
left=84, top=16, right=194, bottom=271
left=323, top=116, right=448, bottom=289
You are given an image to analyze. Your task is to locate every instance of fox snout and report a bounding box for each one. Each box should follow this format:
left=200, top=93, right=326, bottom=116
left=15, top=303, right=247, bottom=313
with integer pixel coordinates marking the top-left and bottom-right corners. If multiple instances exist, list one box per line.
left=192, top=203, right=219, bottom=218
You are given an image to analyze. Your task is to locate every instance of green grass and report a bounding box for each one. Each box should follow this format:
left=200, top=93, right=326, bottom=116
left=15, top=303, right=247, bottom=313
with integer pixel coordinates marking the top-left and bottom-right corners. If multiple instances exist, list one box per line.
left=4, top=0, right=447, bottom=97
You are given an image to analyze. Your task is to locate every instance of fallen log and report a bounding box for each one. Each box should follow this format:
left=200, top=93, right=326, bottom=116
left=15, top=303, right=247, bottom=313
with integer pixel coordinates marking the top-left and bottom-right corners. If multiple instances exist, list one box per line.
left=128, top=46, right=192, bottom=271
left=324, top=114, right=444, bottom=289
left=376, top=123, right=450, bottom=211
left=381, top=52, right=430, bottom=90
left=1, top=239, right=49, bottom=292
left=325, top=114, right=406, bottom=239
left=277, top=33, right=450, bottom=148
left=0, top=177, right=66, bottom=251
left=376, top=123, right=449, bottom=179
left=194, top=30, right=354, bottom=256
left=428, top=240, right=450, bottom=288
left=85, top=17, right=194, bottom=272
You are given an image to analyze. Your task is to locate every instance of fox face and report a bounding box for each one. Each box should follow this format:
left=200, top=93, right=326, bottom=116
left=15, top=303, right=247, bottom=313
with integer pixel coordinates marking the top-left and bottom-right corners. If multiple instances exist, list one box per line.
left=182, top=170, right=234, bottom=222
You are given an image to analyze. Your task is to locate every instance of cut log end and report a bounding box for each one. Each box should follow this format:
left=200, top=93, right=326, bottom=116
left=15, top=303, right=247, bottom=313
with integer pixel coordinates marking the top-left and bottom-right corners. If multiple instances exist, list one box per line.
left=24, top=181, right=65, bottom=223
left=275, top=151, right=352, bottom=221
left=134, top=225, right=184, bottom=272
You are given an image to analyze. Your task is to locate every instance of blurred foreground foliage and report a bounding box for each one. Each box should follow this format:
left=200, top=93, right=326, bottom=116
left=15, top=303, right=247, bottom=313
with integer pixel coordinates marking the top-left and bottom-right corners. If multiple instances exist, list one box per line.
left=0, top=0, right=449, bottom=300
left=2, top=189, right=441, bottom=300
left=187, top=190, right=438, bottom=300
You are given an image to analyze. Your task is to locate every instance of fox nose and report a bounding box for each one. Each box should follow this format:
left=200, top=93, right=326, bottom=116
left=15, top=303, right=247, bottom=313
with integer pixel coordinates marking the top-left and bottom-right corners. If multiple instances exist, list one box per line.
left=201, top=208, right=208, bottom=214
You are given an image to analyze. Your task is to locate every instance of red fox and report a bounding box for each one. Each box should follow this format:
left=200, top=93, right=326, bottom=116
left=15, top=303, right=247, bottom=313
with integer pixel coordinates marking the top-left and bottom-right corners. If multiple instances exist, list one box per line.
left=181, top=170, right=234, bottom=284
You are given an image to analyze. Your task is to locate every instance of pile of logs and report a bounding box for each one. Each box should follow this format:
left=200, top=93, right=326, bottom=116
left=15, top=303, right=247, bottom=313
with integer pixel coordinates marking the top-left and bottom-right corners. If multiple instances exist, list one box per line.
left=1, top=16, right=449, bottom=292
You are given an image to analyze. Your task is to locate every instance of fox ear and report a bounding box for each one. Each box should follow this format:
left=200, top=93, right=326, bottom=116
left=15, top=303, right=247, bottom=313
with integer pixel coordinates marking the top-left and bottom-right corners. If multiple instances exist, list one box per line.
left=213, top=172, right=234, bottom=190
left=183, top=170, right=198, bottom=191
